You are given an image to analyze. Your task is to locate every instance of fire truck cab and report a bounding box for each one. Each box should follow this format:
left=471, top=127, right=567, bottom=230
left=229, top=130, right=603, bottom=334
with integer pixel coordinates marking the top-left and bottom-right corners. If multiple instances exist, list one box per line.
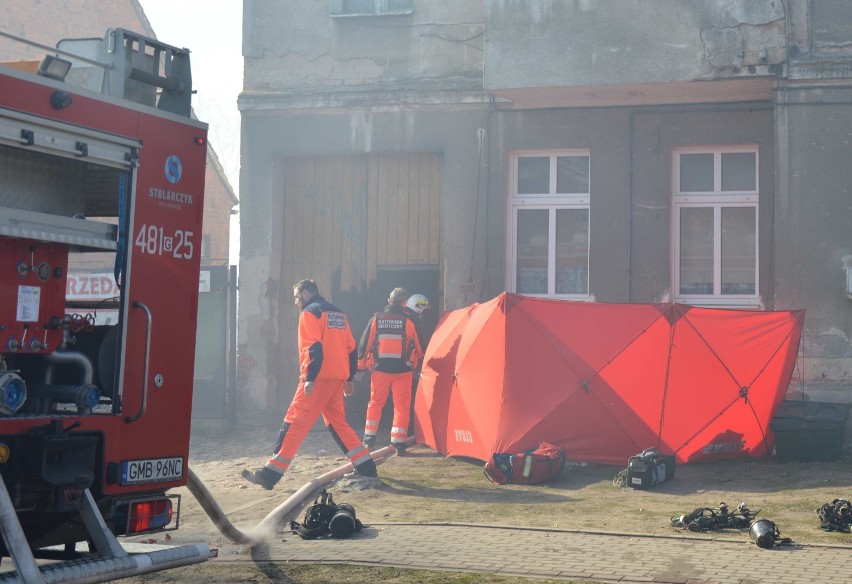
left=0, top=28, right=210, bottom=582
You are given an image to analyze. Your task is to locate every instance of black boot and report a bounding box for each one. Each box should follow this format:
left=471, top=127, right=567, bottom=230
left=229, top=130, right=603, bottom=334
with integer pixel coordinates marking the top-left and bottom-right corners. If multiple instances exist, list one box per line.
left=393, top=443, right=407, bottom=456
left=351, top=458, right=378, bottom=478
left=241, top=467, right=280, bottom=490
left=363, top=435, right=376, bottom=449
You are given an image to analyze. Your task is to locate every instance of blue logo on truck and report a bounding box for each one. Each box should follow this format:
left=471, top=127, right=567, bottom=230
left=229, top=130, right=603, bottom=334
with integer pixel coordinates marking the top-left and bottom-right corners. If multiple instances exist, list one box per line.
left=164, top=155, right=182, bottom=184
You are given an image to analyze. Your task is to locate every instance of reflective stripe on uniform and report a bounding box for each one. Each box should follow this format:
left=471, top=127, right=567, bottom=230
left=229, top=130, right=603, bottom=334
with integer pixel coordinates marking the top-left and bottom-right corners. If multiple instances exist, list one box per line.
left=375, top=326, right=405, bottom=360
left=346, top=444, right=372, bottom=466
left=364, top=419, right=380, bottom=434
left=376, top=331, right=404, bottom=359
left=351, top=451, right=373, bottom=466
left=265, top=455, right=291, bottom=474
left=345, top=444, right=368, bottom=459
left=390, top=425, right=408, bottom=443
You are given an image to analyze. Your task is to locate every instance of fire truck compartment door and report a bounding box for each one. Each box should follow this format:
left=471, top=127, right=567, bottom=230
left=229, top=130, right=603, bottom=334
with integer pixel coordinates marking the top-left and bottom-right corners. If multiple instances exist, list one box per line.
left=0, top=106, right=139, bottom=169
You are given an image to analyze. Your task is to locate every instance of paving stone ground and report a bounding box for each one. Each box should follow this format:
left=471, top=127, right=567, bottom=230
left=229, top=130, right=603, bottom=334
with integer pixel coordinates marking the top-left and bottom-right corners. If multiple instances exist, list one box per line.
left=247, top=522, right=852, bottom=584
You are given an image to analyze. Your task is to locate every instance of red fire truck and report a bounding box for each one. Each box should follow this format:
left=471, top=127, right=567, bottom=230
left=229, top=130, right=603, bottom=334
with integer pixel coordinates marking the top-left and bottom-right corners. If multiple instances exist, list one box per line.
left=0, top=29, right=211, bottom=582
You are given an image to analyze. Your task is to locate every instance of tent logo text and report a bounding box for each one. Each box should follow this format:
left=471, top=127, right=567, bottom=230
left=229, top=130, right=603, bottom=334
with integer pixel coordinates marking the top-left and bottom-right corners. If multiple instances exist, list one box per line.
left=702, top=439, right=745, bottom=455
left=454, top=429, right=473, bottom=443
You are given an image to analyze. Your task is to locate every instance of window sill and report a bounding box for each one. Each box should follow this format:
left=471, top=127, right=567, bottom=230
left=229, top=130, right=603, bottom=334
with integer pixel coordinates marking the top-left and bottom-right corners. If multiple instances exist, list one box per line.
left=520, top=293, right=592, bottom=302
left=674, top=297, right=761, bottom=309
left=330, top=10, right=413, bottom=18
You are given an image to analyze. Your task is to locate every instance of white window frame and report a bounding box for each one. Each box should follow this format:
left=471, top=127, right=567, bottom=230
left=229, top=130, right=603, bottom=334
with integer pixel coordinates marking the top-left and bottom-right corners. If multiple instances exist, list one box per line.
left=673, top=145, right=760, bottom=307
left=330, top=0, right=415, bottom=17
left=508, top=150, right=591, bottom=299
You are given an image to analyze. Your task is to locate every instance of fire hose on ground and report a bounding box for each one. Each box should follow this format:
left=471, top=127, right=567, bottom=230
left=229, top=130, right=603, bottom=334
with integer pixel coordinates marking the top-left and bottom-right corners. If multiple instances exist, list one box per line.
left=186, top=440, right=406, bottom=547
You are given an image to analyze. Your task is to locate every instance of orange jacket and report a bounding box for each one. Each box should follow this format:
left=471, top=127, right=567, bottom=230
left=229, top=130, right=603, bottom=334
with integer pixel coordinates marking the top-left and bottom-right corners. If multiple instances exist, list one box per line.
left=298, top=295, right=357, bottom=382
left=357, top=304, right=422, bottom=374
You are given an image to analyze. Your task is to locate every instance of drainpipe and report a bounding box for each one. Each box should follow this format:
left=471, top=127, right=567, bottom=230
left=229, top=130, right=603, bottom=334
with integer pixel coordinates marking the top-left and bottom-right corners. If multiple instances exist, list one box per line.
left=627, top=111, right=635, bottom=302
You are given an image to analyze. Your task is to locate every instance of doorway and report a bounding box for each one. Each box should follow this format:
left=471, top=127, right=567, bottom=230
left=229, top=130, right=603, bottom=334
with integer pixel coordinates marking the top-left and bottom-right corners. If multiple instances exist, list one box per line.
left=335, top=266, right=440, bottom=434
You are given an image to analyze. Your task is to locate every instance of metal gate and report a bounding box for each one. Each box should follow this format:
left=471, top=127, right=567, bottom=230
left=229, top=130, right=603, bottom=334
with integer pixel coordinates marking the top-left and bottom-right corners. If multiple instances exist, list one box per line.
left=193, top=265, right=237, bottom=419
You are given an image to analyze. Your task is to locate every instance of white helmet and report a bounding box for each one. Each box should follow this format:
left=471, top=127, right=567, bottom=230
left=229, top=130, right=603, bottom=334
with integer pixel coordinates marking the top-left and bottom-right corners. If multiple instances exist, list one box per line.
left=406, top=294, right=430, bottom=314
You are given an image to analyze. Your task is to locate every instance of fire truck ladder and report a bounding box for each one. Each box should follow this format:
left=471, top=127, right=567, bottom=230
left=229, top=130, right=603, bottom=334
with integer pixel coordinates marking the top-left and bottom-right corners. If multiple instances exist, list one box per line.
left=0, top=477, right=210, bottom=584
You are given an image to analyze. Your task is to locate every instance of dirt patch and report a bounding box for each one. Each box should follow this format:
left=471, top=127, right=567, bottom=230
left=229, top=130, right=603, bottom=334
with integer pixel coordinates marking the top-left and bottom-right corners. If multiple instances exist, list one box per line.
left=153, top=420, right=852, bottom=549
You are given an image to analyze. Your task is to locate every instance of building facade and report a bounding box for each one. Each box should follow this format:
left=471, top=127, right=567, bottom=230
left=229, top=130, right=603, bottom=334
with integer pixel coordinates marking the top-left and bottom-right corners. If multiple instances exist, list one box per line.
left=238, top=0, right=852, bottom=421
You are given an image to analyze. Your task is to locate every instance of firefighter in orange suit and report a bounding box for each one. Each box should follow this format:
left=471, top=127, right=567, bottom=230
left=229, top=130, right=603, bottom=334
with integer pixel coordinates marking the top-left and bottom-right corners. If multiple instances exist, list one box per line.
left=242, top=279, right=377, bottom=489
left=357, top=287, right=423, bottom=454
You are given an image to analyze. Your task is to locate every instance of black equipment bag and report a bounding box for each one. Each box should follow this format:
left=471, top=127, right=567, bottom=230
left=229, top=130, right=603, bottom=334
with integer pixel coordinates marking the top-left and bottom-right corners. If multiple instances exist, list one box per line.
left=290, top=489, right=363, bottom=539
left=626, top=447, right=675, bottom=490
left=817, top=499, right=852, bottom=532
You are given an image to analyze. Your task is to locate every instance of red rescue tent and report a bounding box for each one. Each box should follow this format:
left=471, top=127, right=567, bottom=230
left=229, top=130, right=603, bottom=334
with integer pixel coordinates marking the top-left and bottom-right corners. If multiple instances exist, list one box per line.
left=413, top=293, right=804, bottom=465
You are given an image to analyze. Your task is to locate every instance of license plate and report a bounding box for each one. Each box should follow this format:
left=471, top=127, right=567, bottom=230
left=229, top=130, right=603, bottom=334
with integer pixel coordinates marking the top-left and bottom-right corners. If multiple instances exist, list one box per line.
left=121, top=457, right=184, bottom=485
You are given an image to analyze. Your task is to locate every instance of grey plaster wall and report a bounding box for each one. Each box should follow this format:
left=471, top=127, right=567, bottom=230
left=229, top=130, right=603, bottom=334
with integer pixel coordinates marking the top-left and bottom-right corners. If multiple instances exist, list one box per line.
left=810, top=0, right=852, bottom=54
left=236, top=0, right=852, bottom=416
left=484, top=0, right=786, bottom=90
left=775, top=86, right=852, bottom=394
left=243, top=0, right=484, bottom=92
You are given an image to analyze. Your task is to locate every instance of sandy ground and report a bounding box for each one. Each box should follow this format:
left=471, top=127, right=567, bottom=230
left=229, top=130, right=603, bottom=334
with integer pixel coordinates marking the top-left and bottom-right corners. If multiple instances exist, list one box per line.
left=107, top=418, right=852, bottom=582
left=136, top=419, right=852, bottom=545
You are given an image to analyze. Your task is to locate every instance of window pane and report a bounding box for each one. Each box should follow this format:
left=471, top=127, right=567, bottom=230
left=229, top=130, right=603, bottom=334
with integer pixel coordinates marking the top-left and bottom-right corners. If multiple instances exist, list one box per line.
left=556, top=156, right=589, bottom=194
left=517, top=157, right=550, bottom=195
left=721, top=207, right=756, bottom=295
left=516, top=209, right=549, bottom=294
left=679, top=153, right=714, bottom=192
left=721, top=152, right=756, bottom=191
left=386, top=0, right=414, bottom=12
left=679, top=207, right=714, bottom=294
left=340, top=0, right=375, bottom=13
left=555, top=209, right=589, bottom=294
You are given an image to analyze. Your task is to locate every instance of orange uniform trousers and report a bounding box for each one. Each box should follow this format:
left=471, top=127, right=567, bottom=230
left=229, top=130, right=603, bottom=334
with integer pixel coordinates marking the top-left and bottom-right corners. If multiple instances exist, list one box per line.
left=265, top=379, right=371, bottom=476
left=364, top=370, right=413, bottom=445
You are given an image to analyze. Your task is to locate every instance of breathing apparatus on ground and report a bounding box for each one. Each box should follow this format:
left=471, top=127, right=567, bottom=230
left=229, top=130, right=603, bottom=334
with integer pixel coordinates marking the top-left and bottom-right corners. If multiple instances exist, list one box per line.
left=289, top=489, right=363, bottom=539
